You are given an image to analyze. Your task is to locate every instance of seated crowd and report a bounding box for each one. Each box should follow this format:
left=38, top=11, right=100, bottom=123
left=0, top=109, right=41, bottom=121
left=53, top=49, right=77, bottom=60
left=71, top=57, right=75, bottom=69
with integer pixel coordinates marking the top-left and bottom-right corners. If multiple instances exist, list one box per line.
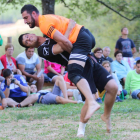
left=0, top=30, right=139, bottom=109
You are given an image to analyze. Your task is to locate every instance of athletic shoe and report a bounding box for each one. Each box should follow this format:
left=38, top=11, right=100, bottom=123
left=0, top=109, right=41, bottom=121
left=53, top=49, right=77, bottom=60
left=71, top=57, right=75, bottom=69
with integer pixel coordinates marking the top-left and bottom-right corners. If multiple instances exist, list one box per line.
left=96, top=98, right=102, bottom=104
left=15, top=104, right=21, bottom=108
left=115, top=96, right=123, bottom=102
left=77, top=100, right=84, bottom=104
left=73, top=89, right=79, bottom=101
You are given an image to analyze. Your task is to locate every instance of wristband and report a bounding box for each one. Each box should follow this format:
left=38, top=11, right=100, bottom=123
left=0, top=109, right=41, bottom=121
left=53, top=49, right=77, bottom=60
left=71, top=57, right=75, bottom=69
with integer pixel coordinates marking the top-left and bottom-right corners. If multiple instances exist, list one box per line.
left=6, top=85, right=10, bottom=89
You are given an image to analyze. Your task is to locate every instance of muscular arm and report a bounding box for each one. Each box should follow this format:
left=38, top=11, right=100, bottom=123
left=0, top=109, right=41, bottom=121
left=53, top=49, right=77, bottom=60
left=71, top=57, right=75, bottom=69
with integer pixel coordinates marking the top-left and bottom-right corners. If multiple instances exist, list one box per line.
left=35, top=63, right=42, bottom=74
left=52, top=19, right=76, bottom=54
left=18, top=64, right=37, bottom=80
left=47, top=65, right=60, bottom=75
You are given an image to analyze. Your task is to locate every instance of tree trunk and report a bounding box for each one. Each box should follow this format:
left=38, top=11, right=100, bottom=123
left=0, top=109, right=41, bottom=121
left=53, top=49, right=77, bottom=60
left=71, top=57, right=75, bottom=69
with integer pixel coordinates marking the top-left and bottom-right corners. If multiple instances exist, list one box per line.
left=41, top=0, right=55, bottom=15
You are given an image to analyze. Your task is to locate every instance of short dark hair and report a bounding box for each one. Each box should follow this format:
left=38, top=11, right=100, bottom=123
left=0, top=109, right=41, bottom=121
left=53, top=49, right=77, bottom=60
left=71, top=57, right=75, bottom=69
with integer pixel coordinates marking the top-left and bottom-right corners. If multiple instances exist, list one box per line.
left=121, top=27, right=127, bottom=32
left=18, top=33, right=29, bottom=48
left=93, top=47, right=103, bottom=54
left=136, top=60, right=140, bottom=65
left=114, top=50, right=122, bottom=57
left=25, top=47, right=35, bottom=51
left=3, top=69, right=12, bottom=78
left=21, top=4, right=39, bottom=15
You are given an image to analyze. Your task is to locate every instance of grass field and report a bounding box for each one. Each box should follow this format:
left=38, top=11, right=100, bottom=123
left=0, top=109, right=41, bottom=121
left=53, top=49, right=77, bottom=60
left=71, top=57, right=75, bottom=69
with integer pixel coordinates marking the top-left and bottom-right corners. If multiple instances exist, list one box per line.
left=0, top=98, right=140, bottom=140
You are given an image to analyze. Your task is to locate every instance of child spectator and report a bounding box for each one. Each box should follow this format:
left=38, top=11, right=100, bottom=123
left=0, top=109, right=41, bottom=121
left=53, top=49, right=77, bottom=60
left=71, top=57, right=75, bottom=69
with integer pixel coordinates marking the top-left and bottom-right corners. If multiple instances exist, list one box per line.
left=102, top=61, right=127, bottom=102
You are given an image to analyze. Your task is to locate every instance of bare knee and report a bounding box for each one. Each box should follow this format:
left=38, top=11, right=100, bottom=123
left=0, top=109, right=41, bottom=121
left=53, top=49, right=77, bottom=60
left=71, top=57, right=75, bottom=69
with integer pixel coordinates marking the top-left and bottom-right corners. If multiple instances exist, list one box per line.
left=105, top=79, right=118, bottom=95
left=56, top=96, right=63, bottom=104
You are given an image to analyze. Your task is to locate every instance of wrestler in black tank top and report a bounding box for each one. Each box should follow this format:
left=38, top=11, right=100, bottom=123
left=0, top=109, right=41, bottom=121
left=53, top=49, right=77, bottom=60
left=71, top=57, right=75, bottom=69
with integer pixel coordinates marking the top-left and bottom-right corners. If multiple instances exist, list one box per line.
left=37, top=37, right=69, bottom=66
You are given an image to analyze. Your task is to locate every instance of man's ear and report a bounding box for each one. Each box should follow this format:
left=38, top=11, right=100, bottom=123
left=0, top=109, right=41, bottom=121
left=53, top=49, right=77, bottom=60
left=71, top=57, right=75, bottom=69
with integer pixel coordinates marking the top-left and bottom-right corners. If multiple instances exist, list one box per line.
left=32, top=11, right=37, bottom=18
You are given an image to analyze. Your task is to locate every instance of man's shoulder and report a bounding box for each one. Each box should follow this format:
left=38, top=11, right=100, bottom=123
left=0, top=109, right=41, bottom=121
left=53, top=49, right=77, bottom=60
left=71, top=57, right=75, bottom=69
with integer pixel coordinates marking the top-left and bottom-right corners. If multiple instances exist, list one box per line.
left=16, top=52, right=26, bottom=59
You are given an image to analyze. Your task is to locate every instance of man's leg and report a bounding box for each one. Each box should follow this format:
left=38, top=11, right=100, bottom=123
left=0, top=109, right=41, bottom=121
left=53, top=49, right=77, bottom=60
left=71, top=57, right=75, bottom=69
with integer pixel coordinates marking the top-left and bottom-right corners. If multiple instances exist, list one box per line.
left=101, top=79, right=118, bottom=133
left=20, top=94, right=38, bottom=107
left=68, top=60, right=100, bottom=121
left=37, top=74, right=44, bottom=91
left=55, top=76, right=68, bottom=99
left=5, top=98, right=19, bottom=107
left=77, top=94, right=96, bottom=137
left=55, top=96, right=78, bottom=104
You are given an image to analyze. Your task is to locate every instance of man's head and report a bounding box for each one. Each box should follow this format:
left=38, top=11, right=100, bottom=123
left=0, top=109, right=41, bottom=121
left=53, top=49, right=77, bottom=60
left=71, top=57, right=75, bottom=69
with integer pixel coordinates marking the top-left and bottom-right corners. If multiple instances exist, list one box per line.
left=93, top=47, right=103, bottom=59
left=3, top=69, right=13, bottom=79
left=30, top=84, right=37, bottom=93
left=18, top=33, right=38, bottom=48
left=21, top=4, right=39, bottom=28
left=114, top=50, right=123, bottom=63
left=25, top=47, right=35, bottom=59
left=121, top=27, right=129, bottom=35
left=136, top=60, right=140, bottom=74
left=103, top=47, right=111, bottom=57
left=5, top=43, right=14, bottom=57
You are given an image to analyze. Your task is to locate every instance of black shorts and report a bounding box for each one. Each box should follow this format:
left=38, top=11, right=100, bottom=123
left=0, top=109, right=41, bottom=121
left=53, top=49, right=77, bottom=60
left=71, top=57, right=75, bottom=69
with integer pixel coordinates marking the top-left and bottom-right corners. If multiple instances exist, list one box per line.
left=10, top=96, right=27, bottom=103
left=47, top=72, right=57, bottom=79
left=81, top=57, right=113, bottom=101
left=26, top=71, right=36, bottom=82
left=69, top=27, right=95, bottom=62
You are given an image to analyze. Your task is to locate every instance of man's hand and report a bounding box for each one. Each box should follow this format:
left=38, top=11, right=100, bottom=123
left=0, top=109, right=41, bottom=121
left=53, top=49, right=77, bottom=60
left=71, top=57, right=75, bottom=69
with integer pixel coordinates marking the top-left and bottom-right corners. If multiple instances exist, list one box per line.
left=14, top=79, right=20, bottom=85
left=32, top=75, right=40, bottom=81
left=2, top=98, right=7, bottom=109
left=7, top=78, right=11, bottom=86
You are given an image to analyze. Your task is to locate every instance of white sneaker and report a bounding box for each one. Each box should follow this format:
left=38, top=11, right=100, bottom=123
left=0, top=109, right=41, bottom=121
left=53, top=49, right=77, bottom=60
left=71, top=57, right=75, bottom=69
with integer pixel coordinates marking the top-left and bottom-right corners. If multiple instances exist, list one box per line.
left=73, top=89, right=79, bottom=101
left=77, top=100, right=84, bottom=104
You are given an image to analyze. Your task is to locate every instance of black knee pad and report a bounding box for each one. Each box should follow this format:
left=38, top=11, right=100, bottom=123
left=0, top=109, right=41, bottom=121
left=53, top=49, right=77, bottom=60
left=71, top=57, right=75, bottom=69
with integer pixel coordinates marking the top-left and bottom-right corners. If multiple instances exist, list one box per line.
left=67, top=63, right=84, bottom=85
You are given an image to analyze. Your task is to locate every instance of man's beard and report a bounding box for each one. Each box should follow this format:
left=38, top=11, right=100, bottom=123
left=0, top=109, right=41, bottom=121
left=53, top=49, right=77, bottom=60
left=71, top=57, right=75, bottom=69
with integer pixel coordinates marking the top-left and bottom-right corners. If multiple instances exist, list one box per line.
left=30, top=15, right=35, bottom=28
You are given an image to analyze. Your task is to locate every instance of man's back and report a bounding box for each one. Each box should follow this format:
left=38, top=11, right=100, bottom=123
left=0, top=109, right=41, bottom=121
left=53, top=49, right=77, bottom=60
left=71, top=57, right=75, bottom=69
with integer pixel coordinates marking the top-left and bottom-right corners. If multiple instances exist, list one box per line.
left=39, top=14, right=82, bottom=44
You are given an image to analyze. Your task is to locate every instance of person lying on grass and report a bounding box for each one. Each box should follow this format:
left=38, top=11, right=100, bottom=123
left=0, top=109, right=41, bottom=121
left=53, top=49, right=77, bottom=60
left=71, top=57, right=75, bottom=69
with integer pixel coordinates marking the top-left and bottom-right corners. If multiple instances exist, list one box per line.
left=15, top=75, right=83, bottom=107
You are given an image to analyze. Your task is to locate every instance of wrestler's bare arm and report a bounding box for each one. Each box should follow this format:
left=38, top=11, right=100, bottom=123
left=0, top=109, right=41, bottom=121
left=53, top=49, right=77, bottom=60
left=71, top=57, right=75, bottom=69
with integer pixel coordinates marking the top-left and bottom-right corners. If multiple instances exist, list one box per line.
left=52, top=19, right=76, bottom=54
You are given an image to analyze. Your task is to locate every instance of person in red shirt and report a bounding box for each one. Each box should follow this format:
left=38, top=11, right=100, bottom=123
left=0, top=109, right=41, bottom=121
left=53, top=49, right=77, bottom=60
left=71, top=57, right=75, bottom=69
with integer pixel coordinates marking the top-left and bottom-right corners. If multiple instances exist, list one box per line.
left=0, top=43, right=21, bottom=75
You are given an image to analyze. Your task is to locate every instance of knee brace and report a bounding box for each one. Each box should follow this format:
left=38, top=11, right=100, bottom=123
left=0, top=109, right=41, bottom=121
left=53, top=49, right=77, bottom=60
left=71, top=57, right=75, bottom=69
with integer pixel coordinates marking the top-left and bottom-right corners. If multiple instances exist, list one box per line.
left=67, top=63, right=84, bottom=85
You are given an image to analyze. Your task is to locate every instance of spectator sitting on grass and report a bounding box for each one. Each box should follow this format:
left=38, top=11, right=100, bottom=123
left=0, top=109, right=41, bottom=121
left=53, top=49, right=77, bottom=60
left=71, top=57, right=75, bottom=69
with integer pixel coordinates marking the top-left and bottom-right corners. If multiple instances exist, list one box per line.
left=101, top=46, right=113, bottom=63
left=102, top=61, right=127, bottom=102
left=0, top=60, right=5, bottom=83
left=16, top=47, right=44, bottom=91
left=111, top=50, right=131, bottom=86
left=0, top=43, right=22, bottom=75
left=133, top=57, right=140, bottom=69
left=12, top=75, right=83, bottom=107
left=91, top=47, right=103, bottom=65
left=125, top=60, right=140, bottom=100
left=44, top=60, right=65, bottom=83
left=0, top=69, right=31, bottom=107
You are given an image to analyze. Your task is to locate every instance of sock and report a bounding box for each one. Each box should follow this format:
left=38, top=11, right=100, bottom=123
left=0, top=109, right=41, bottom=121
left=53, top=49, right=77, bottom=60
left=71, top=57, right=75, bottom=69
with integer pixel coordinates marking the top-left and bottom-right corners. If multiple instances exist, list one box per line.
left=77, top=122, right=86, bottom=137
left=15, top=104, right=21, bottom=108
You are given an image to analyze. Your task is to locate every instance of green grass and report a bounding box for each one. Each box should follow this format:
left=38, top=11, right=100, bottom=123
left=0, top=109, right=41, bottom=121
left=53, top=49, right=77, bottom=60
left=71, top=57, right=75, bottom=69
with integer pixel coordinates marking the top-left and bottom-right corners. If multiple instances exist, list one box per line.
left=0, top=98, right=140, bottom=140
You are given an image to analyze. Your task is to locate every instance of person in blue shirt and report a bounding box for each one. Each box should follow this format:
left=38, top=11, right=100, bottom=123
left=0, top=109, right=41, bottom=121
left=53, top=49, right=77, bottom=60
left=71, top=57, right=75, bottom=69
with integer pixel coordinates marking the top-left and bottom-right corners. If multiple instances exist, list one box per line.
left=111, top=50, right=132, bottom=85
left=1, top=69, right=29, bottom=104
left=115, top=27, right=136, bottom=69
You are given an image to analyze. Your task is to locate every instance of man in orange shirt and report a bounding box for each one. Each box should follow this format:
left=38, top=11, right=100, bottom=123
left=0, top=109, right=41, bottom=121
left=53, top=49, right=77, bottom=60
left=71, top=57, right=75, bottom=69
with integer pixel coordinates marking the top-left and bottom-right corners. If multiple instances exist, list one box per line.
left=20, top=4, right=117, bottom=137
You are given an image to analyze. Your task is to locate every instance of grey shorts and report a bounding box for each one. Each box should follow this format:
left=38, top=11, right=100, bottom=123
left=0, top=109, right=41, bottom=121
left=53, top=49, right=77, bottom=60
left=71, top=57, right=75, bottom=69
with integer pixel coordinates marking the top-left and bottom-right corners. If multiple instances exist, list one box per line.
left=40, top=84, right=63, bottom=104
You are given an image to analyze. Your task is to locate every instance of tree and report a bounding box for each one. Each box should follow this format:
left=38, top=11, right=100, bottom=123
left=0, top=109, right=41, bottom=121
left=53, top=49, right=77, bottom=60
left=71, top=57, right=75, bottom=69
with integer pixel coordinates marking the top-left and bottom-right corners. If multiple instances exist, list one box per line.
left=0, top=0, right=140, bottom=21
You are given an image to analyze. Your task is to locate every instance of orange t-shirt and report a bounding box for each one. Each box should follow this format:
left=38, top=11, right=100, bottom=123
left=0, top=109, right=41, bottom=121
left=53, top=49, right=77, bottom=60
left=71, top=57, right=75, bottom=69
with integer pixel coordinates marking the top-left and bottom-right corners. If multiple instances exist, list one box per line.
left=39, top=14, right=82, bottom=44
